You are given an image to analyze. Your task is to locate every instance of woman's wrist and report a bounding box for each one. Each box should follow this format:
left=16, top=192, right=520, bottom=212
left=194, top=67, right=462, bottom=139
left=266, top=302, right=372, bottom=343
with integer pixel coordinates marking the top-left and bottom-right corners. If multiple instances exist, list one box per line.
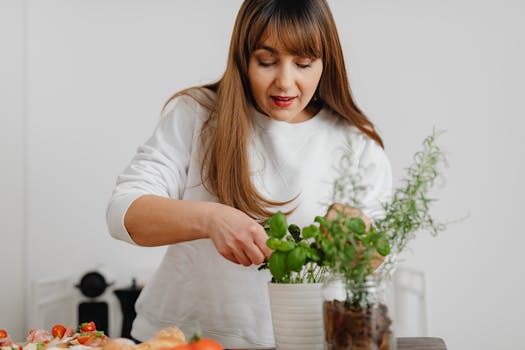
left=199, top=201, right=222, bottom=238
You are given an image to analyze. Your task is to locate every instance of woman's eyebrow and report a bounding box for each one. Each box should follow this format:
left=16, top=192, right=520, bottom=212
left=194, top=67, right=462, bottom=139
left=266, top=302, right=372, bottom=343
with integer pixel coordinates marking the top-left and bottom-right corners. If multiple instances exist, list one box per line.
left=255, top=44, right=278, bottom=54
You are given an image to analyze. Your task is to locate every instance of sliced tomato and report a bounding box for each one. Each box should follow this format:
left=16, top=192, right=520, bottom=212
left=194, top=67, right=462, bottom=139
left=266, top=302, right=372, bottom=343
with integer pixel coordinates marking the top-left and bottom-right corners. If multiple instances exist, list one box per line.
left=51, top=325, right=66, bottom=339
left=0, top=330, right=7, bottom=338
left=78, top=321, right=96, bottom=333
left=77, top=331, right=107, bottom=347
left=77, top=333, right=94, bottom=345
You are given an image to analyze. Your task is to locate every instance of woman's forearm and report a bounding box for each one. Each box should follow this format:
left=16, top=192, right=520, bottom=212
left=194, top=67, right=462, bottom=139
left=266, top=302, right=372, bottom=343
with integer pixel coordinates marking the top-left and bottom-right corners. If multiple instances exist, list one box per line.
left=124, top=195, right=215, bottom=247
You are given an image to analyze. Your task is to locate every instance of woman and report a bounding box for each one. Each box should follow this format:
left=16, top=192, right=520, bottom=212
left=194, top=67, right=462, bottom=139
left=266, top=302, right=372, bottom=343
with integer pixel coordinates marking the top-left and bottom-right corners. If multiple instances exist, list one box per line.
left=106, top=0, right=392, bottom=348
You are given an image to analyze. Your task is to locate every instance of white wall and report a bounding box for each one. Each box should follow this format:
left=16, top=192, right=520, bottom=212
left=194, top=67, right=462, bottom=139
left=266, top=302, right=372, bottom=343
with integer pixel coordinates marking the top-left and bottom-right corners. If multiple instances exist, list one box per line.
left=0, top=0, right=26, bottom=343
left=330, top=2, right=525, bottom=349
left=22, top=0, right=240, bottom=339
left=1, top=0, right=523, bottom=349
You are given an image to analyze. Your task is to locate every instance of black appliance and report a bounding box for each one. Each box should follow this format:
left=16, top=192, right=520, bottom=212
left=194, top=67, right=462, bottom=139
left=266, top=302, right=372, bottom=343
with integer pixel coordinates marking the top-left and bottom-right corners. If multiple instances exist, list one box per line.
left=75, top=270, right=113, bottom=334
left=113, top=278, right=142, bottom=339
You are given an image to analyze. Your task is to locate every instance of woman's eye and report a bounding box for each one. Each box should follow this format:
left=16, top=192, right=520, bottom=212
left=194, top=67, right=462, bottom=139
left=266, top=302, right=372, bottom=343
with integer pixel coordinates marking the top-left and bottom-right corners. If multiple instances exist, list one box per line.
left=258, top=60, right=275, bottom=67
left=296, top=62, right=312, bottom=69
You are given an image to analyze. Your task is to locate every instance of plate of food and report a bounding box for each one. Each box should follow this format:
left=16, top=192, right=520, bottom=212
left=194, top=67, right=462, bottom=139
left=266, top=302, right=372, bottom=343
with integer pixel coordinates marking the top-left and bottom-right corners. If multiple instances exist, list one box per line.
left=0, top=322, right=222, bottom=350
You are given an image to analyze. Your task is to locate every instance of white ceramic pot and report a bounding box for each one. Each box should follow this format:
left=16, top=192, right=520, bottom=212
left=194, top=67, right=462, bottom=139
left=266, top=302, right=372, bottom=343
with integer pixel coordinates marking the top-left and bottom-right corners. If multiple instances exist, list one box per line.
left=267, top=282, right=324, bottom=350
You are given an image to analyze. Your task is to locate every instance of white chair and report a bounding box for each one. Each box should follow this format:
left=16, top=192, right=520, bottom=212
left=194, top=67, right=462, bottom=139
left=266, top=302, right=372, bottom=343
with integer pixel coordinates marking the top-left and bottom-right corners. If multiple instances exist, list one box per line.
left=393, top=267, right=429, bottom=337
left=28, top=276, right=76, bottom=331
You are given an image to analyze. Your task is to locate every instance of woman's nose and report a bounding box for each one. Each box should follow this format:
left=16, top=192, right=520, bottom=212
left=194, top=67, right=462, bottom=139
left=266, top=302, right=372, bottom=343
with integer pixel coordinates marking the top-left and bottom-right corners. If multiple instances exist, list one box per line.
left=274, top=64, right=294, bottom=91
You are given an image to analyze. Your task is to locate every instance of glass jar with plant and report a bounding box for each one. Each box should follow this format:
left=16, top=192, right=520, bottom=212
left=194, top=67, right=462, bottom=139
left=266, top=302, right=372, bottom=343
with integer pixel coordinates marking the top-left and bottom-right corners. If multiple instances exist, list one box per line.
left=261, top=131, right=447, bottom=350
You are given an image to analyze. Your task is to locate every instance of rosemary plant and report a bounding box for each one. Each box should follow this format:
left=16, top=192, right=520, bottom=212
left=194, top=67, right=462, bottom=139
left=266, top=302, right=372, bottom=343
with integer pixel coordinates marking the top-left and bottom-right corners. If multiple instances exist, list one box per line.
left=325, top=130, right=447, bottom=306
left=261, top=130, right=447, bottom=307
left=373, top=131, right=447, bottom=283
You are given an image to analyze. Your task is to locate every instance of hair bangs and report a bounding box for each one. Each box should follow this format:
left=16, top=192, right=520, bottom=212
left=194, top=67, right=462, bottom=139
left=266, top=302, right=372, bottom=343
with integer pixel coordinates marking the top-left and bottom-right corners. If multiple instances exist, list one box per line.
left=247, top=2, right=323, bottom=60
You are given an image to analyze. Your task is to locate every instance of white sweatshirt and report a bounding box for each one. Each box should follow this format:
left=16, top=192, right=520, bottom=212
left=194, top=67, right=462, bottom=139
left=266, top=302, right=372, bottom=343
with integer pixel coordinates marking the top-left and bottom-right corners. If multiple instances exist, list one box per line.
left=106, top=93, right=392, bottom=348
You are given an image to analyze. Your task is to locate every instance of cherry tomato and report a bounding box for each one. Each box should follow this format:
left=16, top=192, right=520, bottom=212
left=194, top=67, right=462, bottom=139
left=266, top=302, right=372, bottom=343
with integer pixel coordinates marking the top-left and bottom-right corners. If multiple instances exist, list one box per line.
left=79, top=321, right=96, bottom=332
left=51, top=325, right=66, bottom=339
left=190, top=338, right=223, bottom=350
left=0, top=330, right=7, bottom=338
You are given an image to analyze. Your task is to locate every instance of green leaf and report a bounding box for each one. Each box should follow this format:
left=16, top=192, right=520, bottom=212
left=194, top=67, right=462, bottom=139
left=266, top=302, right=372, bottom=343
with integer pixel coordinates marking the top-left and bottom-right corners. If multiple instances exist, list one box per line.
left=346, top=217, right=366, bottom=235
left=344, top=244, right=355, bottom=262
left=375, top=236, right=391, bottom=256
left=266, top=237, right=281, bottom=250
left=277, top=240, right=295, bottom=252
left=287, top=247, right=307, bottom=272
left=321, top=240, right=335, bottom=261
left=363, top=233, right=378, bottom=245
left=268, top=212, right=288, bottom=239
left=310, top=242, right=324, bottom=262
left=268, top=251, right=288, bottom=280
left=306, top=247, right=320, bottom=262
left=288, top=224, right=301, bottom=242
left=314, top=216, right=328, bottom=227
left=302, top=224, right=320, bottom=239
left=299, top=241, right=310, bottom=249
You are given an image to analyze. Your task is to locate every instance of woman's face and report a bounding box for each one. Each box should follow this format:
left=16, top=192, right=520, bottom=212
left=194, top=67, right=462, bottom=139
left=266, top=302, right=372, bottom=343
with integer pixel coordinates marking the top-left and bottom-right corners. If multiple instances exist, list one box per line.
left=247, top=37, right=323, bottom=123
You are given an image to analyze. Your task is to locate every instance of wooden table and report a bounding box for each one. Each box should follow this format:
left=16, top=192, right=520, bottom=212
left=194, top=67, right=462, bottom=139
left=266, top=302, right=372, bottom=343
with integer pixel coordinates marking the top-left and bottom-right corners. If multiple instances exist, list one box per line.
left=236, top=337, right=447, bottom=350
left=398, top=337, right=447, bottom=350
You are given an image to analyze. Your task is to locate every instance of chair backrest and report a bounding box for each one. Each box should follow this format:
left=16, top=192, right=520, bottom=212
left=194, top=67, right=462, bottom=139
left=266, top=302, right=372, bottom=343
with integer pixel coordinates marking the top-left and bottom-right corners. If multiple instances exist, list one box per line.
left=393, top=267, right=429, bottom=336
left=28, top=276, right=76, bottom=331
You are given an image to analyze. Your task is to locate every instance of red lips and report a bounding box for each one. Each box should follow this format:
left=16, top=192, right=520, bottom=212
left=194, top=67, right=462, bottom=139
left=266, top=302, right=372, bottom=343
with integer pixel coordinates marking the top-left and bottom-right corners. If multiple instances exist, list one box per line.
left=271, top=96, right=295, bottom=107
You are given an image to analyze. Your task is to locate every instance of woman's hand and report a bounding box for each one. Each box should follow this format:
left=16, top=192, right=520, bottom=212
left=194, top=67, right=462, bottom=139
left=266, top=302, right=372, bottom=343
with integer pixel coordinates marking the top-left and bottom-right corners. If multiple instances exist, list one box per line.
left=326, top=203, right=372, bottom=230
left=207, top=203, right=272, bottom=266
left=325, top=203, right=383, bottom=270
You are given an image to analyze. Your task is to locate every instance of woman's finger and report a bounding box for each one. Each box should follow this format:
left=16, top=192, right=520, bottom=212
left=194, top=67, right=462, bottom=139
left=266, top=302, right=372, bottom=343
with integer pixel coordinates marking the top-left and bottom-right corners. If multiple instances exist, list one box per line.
left=244, top=243, right=266, bottom=265
left=251, top=225, right=273, bottom=260
left=223, top=252, right=240, bottom=265
left=232, top=249, right=252, bottom=266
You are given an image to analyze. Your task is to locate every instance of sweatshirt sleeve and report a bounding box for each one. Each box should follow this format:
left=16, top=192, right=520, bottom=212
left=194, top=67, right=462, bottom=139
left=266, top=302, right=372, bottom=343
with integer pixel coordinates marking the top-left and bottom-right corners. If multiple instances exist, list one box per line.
left=355, top=136, right=393, bottom=222
left=106, top=95, right=199, bottom=244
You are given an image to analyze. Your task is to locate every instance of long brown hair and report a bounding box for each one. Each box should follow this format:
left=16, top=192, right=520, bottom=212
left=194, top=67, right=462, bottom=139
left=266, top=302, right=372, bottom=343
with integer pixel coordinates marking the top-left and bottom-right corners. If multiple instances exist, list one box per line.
left=166, top=0, right=384, bottom=221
